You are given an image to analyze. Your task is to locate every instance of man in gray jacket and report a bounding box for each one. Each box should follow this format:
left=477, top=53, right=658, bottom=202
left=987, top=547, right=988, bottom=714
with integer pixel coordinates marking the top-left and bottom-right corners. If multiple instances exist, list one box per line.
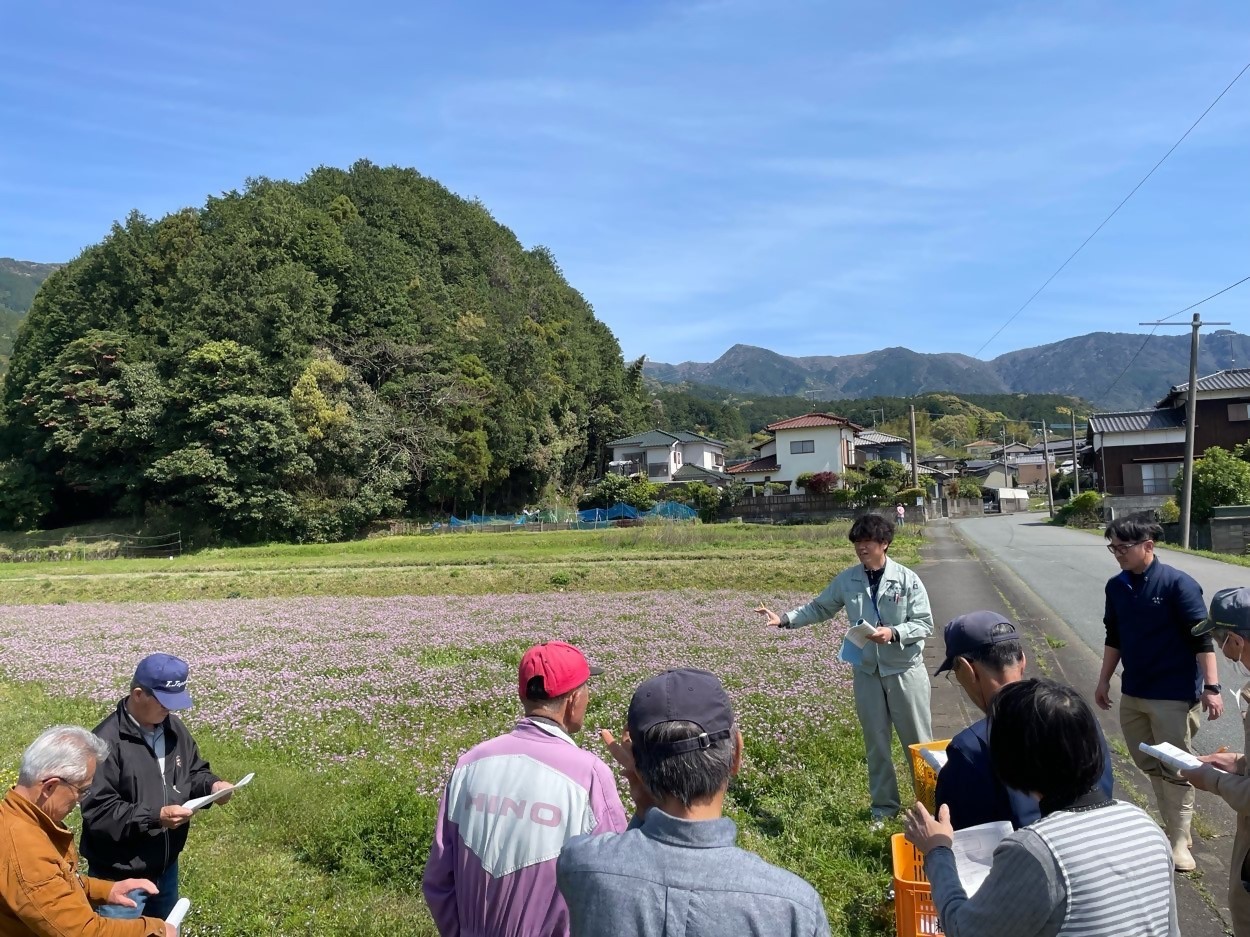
left=556, top=668, right=830, bottom=937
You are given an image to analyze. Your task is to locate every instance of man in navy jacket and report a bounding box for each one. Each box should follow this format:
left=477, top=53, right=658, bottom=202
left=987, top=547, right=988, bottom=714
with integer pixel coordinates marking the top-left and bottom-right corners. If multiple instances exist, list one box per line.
left=935, top=611, right=1113, bottom=829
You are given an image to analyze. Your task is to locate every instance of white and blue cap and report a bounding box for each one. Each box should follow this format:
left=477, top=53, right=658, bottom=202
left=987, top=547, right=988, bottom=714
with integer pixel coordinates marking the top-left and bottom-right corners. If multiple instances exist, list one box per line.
left=133, top=653, right=193, bottom=710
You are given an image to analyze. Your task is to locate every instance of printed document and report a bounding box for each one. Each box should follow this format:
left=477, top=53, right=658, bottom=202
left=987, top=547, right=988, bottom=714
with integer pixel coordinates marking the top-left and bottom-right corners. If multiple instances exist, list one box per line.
left=838, top=621, right=879, bottom=666
left=166, top=897, right=190, bottom=928
left=1138, top=742, right=1207, bottom=773
left=919, top=747, right=949, bottom=772
left=183, top=772, right=255, bottom=812
left=952, top=821, right=1012, bottom=897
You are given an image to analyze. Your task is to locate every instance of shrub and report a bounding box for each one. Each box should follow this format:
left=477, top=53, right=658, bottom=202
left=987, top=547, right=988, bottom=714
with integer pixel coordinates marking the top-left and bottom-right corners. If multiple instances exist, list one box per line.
left=1178, top=447, right=1250, bottom=523
left=894, top=487, right=925, bottom=504
left=867, top=460, right=909, bottom=485
left=795, top=472, right=814, bottom=491
left=805, top=471, right=839, bottom=495
left=1055, top=491, right=1103, bottom=527
left=1158, top=498, right=1180, bottom=524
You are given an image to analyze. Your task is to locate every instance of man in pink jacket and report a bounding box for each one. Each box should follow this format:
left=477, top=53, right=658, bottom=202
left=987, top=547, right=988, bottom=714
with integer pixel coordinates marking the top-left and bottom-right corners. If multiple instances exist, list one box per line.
left=423, top=641, right=628, bottom=937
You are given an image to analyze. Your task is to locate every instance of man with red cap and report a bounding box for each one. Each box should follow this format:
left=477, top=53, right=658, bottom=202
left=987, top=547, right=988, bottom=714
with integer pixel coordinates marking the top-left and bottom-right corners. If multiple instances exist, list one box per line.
left=423, top=640, right=627, bottom=937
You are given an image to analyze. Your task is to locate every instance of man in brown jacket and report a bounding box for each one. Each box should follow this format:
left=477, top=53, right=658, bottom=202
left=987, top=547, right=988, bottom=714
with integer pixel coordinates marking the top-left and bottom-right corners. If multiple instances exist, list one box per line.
left=0, top=725, right=173, bottom=936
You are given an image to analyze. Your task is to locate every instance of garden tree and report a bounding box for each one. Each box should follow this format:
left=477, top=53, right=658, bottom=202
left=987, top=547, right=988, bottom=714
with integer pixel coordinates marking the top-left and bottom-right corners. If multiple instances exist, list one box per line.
left=678, top=481, right=725, bottom=522
left=0, top=161, right=649, bottom=539
left=867, top=459, right=909, bottom=486
left=1177, top=446, right=1250, bottom=524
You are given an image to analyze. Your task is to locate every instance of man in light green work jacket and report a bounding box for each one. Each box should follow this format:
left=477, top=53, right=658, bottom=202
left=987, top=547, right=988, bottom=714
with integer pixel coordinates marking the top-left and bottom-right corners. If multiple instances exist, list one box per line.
left=757, top=513, right=934, bottom=820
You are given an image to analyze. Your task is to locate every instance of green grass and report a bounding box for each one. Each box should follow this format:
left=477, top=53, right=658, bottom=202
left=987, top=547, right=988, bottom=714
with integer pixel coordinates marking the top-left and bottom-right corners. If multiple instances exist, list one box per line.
left=0, top=522, right=926, bottom=935
left=0, top=522, right=922, bottom=605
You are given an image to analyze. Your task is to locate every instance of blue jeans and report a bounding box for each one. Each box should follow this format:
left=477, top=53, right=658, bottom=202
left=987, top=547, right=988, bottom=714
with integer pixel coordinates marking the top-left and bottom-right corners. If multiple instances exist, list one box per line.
left=93, top=861, right=179, bottom=921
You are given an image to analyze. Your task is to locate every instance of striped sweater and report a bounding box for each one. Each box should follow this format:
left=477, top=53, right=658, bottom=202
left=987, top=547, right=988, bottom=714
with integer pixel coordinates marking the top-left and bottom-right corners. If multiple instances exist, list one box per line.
left=924, top=800, right=1179, bottom=937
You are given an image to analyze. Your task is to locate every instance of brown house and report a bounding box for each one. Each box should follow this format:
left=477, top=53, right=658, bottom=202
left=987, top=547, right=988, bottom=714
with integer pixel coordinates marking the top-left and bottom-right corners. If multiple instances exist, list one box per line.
left=1087, top=369, right=1250, bottom=511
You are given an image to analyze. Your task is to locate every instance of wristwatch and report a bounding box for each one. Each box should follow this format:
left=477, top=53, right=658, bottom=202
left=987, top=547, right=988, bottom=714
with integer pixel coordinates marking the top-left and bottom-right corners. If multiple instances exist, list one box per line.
left=1203, top=683, right=1223, bottom=694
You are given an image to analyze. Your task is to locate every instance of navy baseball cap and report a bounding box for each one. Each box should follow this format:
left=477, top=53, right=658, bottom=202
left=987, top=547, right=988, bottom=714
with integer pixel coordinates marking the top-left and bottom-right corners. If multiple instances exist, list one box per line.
left=1193, top=587, right=1250, bottom=637
left=935, top=611, right=1020, bottom=676
left=627, top=668, right=735, bottom=757
left=133, top=654, right=193, bottom=710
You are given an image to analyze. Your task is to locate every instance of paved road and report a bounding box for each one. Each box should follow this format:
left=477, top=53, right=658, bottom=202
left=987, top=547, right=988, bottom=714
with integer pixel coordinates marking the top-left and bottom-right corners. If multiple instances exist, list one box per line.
left=955, top=511, right=1250, bottom=754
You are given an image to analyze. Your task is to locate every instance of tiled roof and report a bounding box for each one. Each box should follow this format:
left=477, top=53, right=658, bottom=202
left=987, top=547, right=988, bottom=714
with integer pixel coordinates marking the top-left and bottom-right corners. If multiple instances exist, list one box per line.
left=1088, top=408, right=1185, bottom=435
left=766, top=412, right=861, bottom=431
left=1165, top=368, right=1250, bottom=399
left=607, top=429, right=727, bottom=449
left=726, top=457, right=780, bottom=474
left=671, top=463, right=727, bottom=482
left=855, top=430, right=908, bottom=446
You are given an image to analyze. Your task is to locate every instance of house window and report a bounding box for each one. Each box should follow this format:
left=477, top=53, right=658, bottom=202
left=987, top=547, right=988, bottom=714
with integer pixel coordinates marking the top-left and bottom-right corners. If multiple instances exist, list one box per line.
left=713, top=452, right=724, bottom=467
left=1140, top=462, right=1181, bottom=495
left=1229, top=403, right=1250, bottom=422
left=790, top=439, right=815, bottom=454
left=647, top=462, right=669, bottom=478
left=674, top=451, right=682, bottom=465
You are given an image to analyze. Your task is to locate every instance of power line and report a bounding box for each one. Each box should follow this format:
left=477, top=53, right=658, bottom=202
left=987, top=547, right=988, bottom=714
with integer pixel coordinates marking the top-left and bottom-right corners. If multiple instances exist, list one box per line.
left=1098, top=273, right=1250, bottom=403
left=975, top=57, right=1250, bottom=358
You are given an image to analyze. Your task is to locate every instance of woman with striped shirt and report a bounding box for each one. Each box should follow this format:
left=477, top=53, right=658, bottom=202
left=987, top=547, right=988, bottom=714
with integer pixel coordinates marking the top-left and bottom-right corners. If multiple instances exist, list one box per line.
left=904, top=678, right=1179, bottom=937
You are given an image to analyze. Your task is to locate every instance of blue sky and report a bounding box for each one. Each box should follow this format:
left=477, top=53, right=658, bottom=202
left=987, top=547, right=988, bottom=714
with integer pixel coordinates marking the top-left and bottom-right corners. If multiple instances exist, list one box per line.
left=3, top=1, right=1248, bottom=363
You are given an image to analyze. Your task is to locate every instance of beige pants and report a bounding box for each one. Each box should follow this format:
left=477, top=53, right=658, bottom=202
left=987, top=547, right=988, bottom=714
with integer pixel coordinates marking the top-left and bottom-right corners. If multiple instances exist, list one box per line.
left=1120, top=693, right=1201, bottom=784
left=854, top=663, right=933, bottom=817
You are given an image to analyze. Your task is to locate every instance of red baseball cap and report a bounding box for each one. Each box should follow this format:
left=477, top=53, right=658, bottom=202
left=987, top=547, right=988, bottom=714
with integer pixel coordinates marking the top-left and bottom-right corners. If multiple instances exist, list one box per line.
left=518, top=641, right=603, bottom=700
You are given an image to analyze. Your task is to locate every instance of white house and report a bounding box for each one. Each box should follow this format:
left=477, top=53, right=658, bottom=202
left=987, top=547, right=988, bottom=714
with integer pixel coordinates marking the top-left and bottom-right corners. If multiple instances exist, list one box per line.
left=726, top=413, right=860, bottom=493
left=606, top=429, right=728, bottom=484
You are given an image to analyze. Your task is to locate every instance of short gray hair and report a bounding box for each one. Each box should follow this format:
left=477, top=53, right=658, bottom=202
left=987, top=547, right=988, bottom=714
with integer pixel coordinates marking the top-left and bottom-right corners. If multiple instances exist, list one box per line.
left=634, top=720, right=736, bottom=807
left=18, top=726, right=109, bottom=786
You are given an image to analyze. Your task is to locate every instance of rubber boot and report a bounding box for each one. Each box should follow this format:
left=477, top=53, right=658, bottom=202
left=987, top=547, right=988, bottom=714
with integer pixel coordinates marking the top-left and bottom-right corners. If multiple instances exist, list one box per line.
left=1159, top=781, right=1196, bottom=872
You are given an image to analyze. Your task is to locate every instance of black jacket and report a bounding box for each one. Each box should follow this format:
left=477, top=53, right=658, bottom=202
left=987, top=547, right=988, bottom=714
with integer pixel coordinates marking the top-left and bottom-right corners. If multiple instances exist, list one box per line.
left=80, top=700, right=220, bottom=878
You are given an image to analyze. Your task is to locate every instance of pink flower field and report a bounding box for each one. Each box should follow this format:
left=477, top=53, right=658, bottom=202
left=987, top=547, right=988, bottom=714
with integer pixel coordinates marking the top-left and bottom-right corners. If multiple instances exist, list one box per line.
left=0, top=590, right=857, bottom=794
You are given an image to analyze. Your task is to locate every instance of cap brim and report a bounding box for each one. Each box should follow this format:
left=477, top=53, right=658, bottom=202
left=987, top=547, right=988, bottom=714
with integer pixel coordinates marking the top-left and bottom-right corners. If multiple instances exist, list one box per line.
left=1191, top=618, right=1219, bottom=637
left=150, top=688, right=193, bottom=710
left=588, top=663, right=604, bottom=676
left=934, top=656, right=956, bottom=677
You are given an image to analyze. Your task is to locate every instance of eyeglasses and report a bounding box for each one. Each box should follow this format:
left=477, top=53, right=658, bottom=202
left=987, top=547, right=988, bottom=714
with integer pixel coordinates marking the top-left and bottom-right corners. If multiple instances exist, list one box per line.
left=1106, top=540, right=1149, bottom=556
left=46, top=777, right=92, bottom=799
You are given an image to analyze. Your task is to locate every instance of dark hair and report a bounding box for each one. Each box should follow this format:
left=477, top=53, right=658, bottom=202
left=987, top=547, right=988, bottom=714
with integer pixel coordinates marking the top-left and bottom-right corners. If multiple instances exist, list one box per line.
left=989, top=678, right=1104, bottom=811
left=633, top=720, right=735, bottom=807
left=524, top=676, right=579, bottom=705
left=960, top=622, right=1024, bottom=673
left=1105, top=517, right=1163, bottom=544
left=848, top=514, right=894, bottom=545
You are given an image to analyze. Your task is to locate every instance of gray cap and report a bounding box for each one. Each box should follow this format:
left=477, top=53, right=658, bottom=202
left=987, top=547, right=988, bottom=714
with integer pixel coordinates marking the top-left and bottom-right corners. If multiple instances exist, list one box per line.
left=1192, top=587, right=1250, bottom=636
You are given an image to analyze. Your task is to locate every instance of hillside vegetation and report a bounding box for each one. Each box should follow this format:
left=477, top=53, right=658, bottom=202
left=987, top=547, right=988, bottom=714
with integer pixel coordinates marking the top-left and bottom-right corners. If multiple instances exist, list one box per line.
left=0, top=161, right=648, bottom=540
left=0, top=259, right=59, bottom=373
left=651, top=382, right=1088, bottom=456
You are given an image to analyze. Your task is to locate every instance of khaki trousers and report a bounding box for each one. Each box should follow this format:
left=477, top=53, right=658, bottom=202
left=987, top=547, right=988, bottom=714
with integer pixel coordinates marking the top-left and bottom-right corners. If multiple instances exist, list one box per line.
left=854, top=662, right=933, bottom=817
left=1120, top=693, right=1201, bottom=785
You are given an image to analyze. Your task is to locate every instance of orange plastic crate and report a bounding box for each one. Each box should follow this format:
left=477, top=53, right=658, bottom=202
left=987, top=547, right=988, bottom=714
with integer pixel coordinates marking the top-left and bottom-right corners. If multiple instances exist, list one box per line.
left=907, top=739, right=951, bottom=813
left=891, top=833, right=942, bottom=936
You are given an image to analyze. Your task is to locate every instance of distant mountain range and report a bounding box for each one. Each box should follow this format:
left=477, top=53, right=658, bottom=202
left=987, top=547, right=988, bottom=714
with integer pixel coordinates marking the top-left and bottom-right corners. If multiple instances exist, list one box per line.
left=644, top=331, right=1250, bottom=411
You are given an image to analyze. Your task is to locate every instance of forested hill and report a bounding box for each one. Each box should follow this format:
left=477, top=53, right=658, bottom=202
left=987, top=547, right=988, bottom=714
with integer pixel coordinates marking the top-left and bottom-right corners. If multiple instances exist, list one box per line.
left=0, top=259, right=60, bottom=373
left=0, top=161, right=648, bottom=540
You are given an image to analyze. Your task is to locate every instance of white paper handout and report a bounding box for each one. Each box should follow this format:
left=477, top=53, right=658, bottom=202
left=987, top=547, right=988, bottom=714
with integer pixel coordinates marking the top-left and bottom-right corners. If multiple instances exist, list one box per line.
left=952, top=821, right=1012, bottom=897
left=166, top=897, right=191, bottom=929
left=919, top=747, right=949, bottom=772
left=838, top=621, right=879, bottom=666
left=1138, top=742, right=1208, bottom=773
left=183, top=772, right=255, bottom=812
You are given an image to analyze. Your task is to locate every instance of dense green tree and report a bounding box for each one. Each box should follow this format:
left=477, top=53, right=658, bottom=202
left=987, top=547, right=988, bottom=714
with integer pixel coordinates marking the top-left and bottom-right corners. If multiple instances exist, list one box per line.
left=1178, top=446, right=1250, bottom=524
left=0, top=162, right=649, bottom=539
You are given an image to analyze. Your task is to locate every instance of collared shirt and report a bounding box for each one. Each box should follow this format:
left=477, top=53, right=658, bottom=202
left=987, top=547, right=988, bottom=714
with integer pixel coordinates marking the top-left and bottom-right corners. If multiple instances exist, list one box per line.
left=124, top=705, right=167, bottom=776
left=557, top=808, right=830, bottom=937
left=1104, top=558, right=1210, bottom=701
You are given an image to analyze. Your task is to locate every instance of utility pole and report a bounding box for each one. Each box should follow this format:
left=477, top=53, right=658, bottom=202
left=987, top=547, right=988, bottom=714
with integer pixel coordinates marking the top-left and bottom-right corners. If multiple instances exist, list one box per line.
left=908, top=405, right=919, bottom=489
left=1070, top=408, right=1080, bottom=497
left=1042, top=421, right=1055, bottom=518
left=1140, top=313, right=1230, bottom=549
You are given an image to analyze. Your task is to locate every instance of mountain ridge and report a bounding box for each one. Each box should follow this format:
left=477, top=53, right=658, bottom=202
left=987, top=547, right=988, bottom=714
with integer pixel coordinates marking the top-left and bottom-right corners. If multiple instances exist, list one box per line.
left=643, top=331, right=1250, bottom=411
